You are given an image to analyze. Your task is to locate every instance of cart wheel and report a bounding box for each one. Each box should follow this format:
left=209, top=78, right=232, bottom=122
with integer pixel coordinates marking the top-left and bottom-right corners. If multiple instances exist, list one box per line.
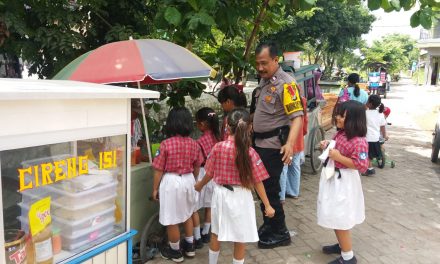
left=390, top=161, right=395, bottom=168
left=310, top=126, right=325, bottom=174
left=432, top=144, right=439, bottom=163
left=140, top=212, right=165, bottom=263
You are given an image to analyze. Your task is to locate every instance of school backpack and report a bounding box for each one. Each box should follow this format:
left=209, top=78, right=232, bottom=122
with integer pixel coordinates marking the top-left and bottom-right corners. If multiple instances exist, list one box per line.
left=338, top=87, right=350, bottom=103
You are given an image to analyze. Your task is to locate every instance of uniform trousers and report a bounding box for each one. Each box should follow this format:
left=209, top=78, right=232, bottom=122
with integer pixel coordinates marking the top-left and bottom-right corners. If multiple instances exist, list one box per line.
left=255, top=147, right=286, bottom=233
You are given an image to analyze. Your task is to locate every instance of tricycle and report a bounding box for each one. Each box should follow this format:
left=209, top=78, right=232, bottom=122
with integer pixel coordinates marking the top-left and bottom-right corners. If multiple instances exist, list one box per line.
left=366, top=62, right=388, bottom=98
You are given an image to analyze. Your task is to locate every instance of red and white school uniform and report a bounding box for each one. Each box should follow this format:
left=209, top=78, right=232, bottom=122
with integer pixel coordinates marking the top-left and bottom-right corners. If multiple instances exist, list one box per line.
left=204, top=136, right=269, bottom=243
left=196, top=130, right=218, bottom=210
left=317, top=131, right=369, bottom=230
left=153, top=136, right=204, bottom=226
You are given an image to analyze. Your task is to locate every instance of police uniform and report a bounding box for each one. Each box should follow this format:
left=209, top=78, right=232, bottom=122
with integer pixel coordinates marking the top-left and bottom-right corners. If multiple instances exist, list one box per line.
left=253, top=66, right=304, bottom=248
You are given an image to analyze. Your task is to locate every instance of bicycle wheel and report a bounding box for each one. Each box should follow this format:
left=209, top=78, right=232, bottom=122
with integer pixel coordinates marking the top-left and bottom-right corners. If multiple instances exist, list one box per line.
left=140, top=212, right=166, bottom=263
left=309, top=127, right=325, bottom=174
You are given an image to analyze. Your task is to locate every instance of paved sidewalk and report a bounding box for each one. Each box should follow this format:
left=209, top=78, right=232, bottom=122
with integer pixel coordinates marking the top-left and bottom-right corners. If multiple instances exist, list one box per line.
left=149, top=81, right=440, bottom=263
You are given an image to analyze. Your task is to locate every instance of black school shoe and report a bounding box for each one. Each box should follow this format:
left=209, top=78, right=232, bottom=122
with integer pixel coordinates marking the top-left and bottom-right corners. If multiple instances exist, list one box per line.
left=160, top=245, right=184, bottom=263
left=201, top=233, right=210, bottom=243
left=194, top=238, right=204, bottom=249
left=362, top=168, right=376, bottom=176
left=322, top=243, right=342, bottom=254
left=328, top=256, right=357, bottom=264
left=181, top=239, right=196, bottom=257
left=258, top=230, right=291, bottom=249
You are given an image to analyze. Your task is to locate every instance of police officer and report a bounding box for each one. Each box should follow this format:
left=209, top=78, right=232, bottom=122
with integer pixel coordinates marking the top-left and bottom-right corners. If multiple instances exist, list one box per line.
left=252, top=42, right=304, bottom=249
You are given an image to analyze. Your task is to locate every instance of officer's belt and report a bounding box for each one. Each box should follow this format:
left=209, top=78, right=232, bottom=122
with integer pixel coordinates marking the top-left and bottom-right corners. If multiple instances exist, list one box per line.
left=253, top=125, right=289, bottom=139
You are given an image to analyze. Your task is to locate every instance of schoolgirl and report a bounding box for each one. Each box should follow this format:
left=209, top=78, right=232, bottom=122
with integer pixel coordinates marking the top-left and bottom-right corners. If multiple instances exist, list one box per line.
left=217, top=85, right=247, bottom=141
left=318, top=100, right=369, bottom=264
left=339, top=73, right=368, bottom=104
left=152, top=107, right=204, bottom=263
left=195, top=108, right=275, bottom=264
left=364, top=94, right=388, bottom=176
left=191, top=107, right=221, bottom=249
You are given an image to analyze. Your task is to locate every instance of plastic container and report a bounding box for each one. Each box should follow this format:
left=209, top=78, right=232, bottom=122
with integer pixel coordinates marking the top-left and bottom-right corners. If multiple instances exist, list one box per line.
left=18, top=193, right=115, bottom=228
left=60, top=218, right=115, bottom=251
left=44, top=181, right=117, bottom=209
left=52, top=206, right=116, bottom=236
left=21, top=188, right=58, bottom=205
left=4, top=229, right=27, bottom=264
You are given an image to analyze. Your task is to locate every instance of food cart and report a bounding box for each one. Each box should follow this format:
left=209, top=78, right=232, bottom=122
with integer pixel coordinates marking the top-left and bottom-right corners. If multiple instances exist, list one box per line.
left=280, top=63, right=326, bottom=173
left=366, top=62, right=388, bottom=98
left=0, top=78, right=159, bottom=264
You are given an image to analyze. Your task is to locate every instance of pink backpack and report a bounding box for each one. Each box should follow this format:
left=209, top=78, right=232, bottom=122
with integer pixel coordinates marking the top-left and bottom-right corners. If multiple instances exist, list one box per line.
left=338, top=88, right=350, bottom=103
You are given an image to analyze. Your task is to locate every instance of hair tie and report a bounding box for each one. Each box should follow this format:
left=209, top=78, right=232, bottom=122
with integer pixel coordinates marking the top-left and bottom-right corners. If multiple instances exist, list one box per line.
left=235, top=85, right=244, bottom=94
left=207, top=112, right=216, bottom=117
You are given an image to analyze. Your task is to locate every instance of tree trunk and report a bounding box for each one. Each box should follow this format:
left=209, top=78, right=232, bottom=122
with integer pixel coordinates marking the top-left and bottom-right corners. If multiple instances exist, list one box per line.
left=235, top=0, right=270, bottom=84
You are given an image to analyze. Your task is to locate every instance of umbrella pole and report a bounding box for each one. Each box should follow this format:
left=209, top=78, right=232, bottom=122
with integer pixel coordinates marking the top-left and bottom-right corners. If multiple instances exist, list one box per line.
left=138, top=81, right=153, bottom=163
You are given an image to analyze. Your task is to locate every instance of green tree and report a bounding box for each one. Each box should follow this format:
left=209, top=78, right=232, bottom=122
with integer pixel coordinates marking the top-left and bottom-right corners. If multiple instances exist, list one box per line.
left=0, top=0, right=157, bottom=78
left=265, top=0, right=375, bottom=75
left=361, top=33, right=418, bottom=74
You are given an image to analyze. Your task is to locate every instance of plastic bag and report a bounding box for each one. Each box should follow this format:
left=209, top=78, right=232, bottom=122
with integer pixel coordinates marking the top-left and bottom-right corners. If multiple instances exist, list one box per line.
left=318, top=140, right=336, bottom=180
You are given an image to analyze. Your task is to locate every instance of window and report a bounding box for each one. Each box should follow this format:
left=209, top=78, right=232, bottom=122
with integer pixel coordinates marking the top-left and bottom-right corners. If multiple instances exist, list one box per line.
left=1, top=135, right=127, bottom=263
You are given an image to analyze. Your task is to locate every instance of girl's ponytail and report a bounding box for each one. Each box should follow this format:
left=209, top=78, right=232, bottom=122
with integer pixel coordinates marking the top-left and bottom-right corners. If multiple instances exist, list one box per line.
left=378, top=103, right=385, bottom=113
left=354, top=84, right=360, bottom=97
left=228, top=108, right=253, bottom=189
left=196, top=107, right=221, bottom=141
left=347, top=73, right=361, bottom=97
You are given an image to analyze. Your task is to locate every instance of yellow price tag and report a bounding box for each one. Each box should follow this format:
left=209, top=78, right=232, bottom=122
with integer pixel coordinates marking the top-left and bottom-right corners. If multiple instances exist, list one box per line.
left=29, top=197, right=51, bottom=236
left=283, top=82, right=303, bottom=115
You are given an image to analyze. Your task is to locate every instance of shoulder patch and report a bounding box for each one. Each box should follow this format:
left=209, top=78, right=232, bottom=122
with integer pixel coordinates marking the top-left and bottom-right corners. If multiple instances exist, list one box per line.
left=359, top=152, right=367, bottom=160
left=283, top=81, right=303, bottom=115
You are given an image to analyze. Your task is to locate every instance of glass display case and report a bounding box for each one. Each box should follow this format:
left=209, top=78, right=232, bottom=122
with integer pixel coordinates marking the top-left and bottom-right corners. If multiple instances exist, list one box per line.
left=0, top=78, right=159, bottom=264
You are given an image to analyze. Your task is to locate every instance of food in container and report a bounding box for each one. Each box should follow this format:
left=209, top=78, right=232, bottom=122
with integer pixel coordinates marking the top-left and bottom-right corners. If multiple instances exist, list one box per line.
left=4, top=229, right=27, bottom=264
left=29, top=197, right=53, bottom=264
left=52, top=227, right=62, bottom=255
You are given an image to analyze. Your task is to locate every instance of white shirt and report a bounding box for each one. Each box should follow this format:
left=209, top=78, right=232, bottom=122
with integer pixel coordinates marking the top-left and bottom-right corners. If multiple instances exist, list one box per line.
left=366, top=110, right=386, bottom=142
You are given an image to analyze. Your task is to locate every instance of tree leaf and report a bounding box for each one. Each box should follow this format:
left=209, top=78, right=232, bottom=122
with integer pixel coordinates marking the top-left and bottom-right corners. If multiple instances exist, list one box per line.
left=368, top=0, right=382, bottom=10
left=188, top=16, right=200, bottom=30
left=197, top=12, right=216, bottom=26
left=300, top=0, right=316, bottom=10
left=419, top=8, right=433, bottom=29
left=381, top=0, right=394, bottom=12
left=390, top=0, right=401, bottom=10
left=410, top=10, right=420, bottom=27
left=400, top=0, right=415, bottom=11
left=164, top=7, right=182, bottom=26
left=187, top=0, right=198, bottom=11
left=200, top=0, right=216, bottom=11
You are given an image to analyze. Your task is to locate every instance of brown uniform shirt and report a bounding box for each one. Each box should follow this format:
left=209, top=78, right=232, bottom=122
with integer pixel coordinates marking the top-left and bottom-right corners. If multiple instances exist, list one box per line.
left=253, top=66, right=304, bottom=149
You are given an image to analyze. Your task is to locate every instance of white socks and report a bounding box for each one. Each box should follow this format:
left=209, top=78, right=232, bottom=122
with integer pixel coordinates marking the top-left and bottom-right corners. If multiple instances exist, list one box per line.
left=233, top=258, right=244, bottom=264
left=209, top=249, right=220, bottom=264
left=185, top=236, right=194, bottom=244
left=194, top=226, right=201, bottom=240
left=169, top=241, right=179, bottom=250
left=202, top=223, right=211, bottom=235
left=341, top=250, right=354, bottom=261
left=209, top=248, right=244, bottom=264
